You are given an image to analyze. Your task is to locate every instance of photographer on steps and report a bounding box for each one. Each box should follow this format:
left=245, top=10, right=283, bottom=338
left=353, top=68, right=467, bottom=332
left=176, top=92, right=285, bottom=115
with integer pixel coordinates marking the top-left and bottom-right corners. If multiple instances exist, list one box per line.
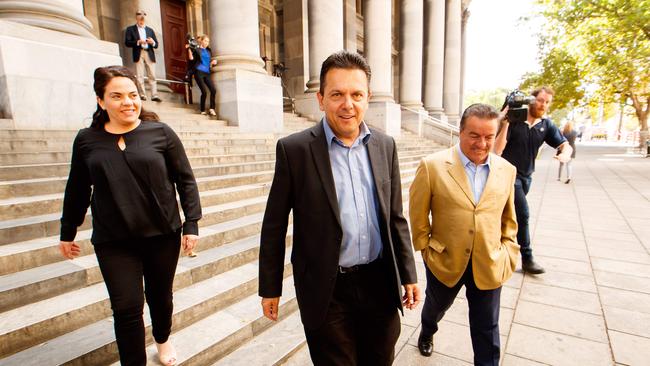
left=187, top=35, right=217, bottom=117
left=494, top=86, right=573, bottom=274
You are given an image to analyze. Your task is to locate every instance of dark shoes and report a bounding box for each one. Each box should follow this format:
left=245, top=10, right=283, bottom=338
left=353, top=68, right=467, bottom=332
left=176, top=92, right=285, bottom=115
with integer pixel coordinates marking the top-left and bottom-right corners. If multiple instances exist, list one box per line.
left=522, top=258, right=545, bottom=274
left=140, top=95, right=147, bottom=101
left=417, top=333, right=433, bottom=357
left=565, top=178, right=571, bottom=184
left=151, top=95, right=162, bottom=102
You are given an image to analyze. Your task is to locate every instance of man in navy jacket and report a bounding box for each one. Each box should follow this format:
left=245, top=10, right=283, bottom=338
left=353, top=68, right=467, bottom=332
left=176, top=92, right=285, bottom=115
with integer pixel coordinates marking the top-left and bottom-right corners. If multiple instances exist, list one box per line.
left=124, top=10, right=161, bottom=102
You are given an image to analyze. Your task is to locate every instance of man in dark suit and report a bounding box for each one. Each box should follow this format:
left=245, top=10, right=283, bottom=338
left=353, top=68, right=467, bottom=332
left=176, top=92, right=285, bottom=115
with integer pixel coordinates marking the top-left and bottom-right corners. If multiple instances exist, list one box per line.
left=259, top=50, right=421, bottom=365
left=124, top=9, right=161, bottom=102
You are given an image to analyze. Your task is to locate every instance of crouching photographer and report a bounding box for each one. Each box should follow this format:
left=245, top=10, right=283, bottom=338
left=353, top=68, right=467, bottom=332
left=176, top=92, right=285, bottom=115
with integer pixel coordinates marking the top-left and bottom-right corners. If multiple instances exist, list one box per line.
left=493, top=86, right=573, bottom=274
left=186, top=34, right=217, bottom=116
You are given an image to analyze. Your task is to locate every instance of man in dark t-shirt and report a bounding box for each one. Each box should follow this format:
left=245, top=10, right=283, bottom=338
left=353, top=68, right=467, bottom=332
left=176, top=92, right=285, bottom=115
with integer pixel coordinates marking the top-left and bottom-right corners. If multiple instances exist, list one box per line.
left=494, top=86, right=573, bottom=274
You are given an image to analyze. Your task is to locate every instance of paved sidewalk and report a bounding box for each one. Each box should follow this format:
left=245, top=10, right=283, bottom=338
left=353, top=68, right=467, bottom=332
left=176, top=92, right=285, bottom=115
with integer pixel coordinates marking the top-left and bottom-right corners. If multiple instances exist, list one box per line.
left=394, top=144, right=650, bottom=366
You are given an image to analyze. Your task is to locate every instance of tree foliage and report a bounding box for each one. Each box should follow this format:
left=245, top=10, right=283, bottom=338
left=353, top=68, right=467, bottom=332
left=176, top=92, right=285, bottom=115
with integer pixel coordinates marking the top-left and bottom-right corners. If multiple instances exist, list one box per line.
left=523, top=0, right=650, bottom=136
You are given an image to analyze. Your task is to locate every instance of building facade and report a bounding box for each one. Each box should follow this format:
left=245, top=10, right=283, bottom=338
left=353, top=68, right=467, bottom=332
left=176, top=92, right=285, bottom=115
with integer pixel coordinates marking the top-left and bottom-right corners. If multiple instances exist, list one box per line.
left=0, top=0, right=470, bottom=136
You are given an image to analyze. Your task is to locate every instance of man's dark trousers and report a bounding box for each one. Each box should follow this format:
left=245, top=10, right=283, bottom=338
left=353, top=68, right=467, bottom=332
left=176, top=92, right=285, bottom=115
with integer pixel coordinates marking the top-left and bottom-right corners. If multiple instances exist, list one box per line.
left=304, top=259, right=400, bottom=366
left=420, top=260, right=501, bottom=366
left=514, top=175, right=533, bottom=260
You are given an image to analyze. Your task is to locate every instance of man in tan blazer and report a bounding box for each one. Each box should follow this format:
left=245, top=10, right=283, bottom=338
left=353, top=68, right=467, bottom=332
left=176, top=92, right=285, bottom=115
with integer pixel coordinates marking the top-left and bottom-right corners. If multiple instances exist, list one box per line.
left=409, top=104, right=519, bottom=365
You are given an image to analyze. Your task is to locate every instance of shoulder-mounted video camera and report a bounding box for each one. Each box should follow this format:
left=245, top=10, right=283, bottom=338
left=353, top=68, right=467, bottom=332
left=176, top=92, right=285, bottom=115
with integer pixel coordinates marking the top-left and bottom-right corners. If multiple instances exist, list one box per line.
left=186, top=33, right=199, bottom=50
left=501, top=89, right=535, bottom=123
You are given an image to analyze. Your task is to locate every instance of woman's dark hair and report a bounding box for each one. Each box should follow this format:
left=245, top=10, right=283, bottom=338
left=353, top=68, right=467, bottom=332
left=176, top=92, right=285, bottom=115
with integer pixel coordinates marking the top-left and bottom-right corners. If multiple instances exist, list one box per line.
left=91, top=65, right=160, bottom=128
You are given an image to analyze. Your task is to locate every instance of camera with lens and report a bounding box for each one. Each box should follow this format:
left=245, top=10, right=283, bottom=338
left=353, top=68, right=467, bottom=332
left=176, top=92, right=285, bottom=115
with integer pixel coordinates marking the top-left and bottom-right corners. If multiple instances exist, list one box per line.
left=186, top=33, right=199, bottom=50
left=501, top=89, right=535, bottom=123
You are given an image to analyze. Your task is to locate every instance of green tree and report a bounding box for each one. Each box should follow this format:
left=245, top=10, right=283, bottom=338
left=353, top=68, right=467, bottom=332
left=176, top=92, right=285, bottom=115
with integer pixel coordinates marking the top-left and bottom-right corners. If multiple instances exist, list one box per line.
left=523, top=0, right=650, bottom=145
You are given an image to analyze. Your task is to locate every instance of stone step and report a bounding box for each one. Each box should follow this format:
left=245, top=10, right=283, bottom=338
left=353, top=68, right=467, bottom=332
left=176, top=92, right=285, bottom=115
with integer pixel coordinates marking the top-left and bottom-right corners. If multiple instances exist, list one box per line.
left=0, top=162, right=420, bottom=245
left=140, top=280, right=298, bottom=366
left=0, top=144, right=435, bottom=182
left=0, top=213, right=270, bottom=311
left=0, top=257, right=294, bottom=365
left=0, top=137, right=435, bottom=166
left=0, top=234, right=291, bottom=359
left=0, top=166, right=275, bottom=200
left=213, top=310, right=306, bottom=366
left=0, top=194, right=269, bottom=266
left=278, top=343, right=312, bottom=366
left=0, top=175, right=415, bottom=314
left=0, top=150, right=429, bottom=220
left=0, top=151, right=278, bottom=181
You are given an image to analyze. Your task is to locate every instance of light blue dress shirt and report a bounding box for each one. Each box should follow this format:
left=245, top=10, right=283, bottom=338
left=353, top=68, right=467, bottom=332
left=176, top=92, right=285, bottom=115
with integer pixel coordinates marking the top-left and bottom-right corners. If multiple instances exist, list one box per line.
left=323, top=119, right=383, bottom=267
left=457, top=145, right=491, bottom=203
left=137, top=25, right=153, bottom=49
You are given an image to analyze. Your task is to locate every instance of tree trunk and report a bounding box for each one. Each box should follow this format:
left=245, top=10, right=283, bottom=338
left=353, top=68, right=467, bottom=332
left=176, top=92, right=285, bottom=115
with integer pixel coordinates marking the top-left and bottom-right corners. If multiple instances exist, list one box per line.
left=630, top=94, right=649, bottom=148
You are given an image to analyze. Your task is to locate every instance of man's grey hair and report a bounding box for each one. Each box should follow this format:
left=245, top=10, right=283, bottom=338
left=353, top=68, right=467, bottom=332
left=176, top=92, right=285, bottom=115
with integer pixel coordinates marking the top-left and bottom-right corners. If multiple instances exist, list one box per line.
left=459, top=103, right=500, bottom=130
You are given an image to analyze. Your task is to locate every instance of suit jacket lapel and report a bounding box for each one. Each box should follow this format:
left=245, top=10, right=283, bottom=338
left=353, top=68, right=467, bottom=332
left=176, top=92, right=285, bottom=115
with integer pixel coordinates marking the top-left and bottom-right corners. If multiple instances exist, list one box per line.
left=309, top=121, right=342, bottom=227
left=366, top=135, right=388, bottom=219
left=446, top=148, right=476, bottom=206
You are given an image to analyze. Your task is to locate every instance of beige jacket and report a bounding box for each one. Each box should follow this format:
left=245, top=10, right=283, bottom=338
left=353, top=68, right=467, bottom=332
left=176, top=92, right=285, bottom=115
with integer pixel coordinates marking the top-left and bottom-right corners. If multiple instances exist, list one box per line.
left=409, top=147, right=519, bottom=290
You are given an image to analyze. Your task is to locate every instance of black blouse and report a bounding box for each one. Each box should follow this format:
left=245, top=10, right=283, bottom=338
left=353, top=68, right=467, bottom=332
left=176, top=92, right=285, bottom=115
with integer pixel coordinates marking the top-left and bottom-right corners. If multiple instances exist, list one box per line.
left=60, top=121, right=202, bottom=244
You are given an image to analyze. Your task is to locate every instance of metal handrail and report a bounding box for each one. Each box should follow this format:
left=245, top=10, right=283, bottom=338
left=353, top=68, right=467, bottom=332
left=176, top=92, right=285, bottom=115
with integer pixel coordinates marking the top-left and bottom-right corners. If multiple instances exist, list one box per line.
left=400, top=105, right=458, bottom=147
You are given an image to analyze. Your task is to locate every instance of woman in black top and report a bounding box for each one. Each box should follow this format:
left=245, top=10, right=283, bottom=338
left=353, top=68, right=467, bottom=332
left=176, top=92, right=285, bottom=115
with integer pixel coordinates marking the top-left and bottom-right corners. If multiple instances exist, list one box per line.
left=59, top=66, right=201, bottom=366
left=187, top=35, right=217, bottom=116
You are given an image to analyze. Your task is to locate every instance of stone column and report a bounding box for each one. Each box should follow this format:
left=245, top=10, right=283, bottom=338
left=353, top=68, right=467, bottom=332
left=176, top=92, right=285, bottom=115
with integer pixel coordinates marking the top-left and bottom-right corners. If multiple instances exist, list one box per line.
left=209, top=0, right=283, bottom=132
left=443, top=0, right=461, bottom=124
left=187, top=0, right=205, bottom=37
left=119, top=0, right=167, bottom=88
left=363, top=0, right=401, bottom=136
left=0, top=0, right=94, bottom=38
left=0, top=1, right=121, bottom=129
left=399, top=0, right=426, bottom=136
left=344, top=0, right=357, bottom=51
left=423, top=0, right=446, bottom=123
left=459, top=7, right=469, bottom=114
left=294, top=0, right=344, bottom=120
left=282, top=0, right=309, bottom=106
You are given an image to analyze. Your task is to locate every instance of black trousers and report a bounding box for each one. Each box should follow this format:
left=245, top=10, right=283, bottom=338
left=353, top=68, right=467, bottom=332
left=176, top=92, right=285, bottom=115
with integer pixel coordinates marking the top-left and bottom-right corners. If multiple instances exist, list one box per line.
left=304, top=260, right=401, bottom=366
left=420, top=261, right=501, bottom=366
left=94, top=230, right=181, bottom=366
left=194, top=70, right=216, bottom=112
left=514, top=175, right=533, bottom=260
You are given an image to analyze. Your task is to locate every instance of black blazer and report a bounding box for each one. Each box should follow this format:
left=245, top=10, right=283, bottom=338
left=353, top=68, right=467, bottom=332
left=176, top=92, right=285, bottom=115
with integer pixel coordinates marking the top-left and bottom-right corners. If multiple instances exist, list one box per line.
left=259, top=121, right=417, bottom=330
left=124, top=24, right=159, bottom=63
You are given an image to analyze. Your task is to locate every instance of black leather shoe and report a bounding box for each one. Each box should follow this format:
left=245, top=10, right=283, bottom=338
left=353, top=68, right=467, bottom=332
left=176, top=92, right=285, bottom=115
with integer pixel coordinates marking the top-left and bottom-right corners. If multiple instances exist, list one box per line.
left=151, top=95, right=162, bottom=102
left=522, top=258, right=545, bottom=274
left=417, top=333, right=433, bottom=357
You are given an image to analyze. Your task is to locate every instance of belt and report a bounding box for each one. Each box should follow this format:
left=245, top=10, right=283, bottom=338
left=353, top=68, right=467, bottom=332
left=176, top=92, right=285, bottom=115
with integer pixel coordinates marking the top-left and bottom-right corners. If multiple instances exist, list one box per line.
left=338, top=259, right=381, bottom=274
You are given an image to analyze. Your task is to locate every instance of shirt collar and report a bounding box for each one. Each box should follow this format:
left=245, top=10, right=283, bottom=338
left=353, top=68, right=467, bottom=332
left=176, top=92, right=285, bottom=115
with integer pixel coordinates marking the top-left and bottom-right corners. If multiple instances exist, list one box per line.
left=322, top=117, right=371, bottom=148
left=456, top=144, right=491, bottom=169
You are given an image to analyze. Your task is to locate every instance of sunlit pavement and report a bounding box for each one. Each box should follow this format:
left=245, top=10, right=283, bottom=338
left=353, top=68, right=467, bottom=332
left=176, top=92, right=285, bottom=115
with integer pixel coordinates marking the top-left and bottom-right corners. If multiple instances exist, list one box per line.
left=394, top=144, right=650, bottom=365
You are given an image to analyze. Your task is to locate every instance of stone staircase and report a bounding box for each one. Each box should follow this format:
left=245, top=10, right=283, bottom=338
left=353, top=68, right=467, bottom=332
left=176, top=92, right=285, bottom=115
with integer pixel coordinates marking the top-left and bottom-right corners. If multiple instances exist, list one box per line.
left=0, top=101, right=447, bottom=365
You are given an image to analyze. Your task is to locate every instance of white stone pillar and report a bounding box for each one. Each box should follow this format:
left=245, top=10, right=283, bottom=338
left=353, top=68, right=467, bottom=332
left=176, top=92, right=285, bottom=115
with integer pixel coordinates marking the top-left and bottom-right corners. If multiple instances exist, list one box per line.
left=443, top=0, right=461, bottom=124
left=459, top=7, right=469, bottom=114
left=399, top=0, right=426, bottom=136
left=423, top=0, right=446, bottom=123
left=0, top=2, right=121, bottom=129
left=208, top=0, right=283, bottom=132
left=294, top=0, right=344, bottom=120
left=363, top=0, right=401, bottom=137
left=0, top=0, right=94, bottom=38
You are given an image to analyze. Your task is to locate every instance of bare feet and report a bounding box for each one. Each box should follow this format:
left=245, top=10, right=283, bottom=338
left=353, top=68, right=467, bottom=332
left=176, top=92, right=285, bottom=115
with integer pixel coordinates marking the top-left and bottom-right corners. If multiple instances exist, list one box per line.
left=155, top=340, right=177, bottom=366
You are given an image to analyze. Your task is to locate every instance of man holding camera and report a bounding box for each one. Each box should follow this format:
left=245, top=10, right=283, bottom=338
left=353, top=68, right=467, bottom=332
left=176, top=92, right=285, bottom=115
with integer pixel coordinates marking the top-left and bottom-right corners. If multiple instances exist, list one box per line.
left=124, top=10, right=161, bottom=102
left=494, top=86, right=572, bottom=274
